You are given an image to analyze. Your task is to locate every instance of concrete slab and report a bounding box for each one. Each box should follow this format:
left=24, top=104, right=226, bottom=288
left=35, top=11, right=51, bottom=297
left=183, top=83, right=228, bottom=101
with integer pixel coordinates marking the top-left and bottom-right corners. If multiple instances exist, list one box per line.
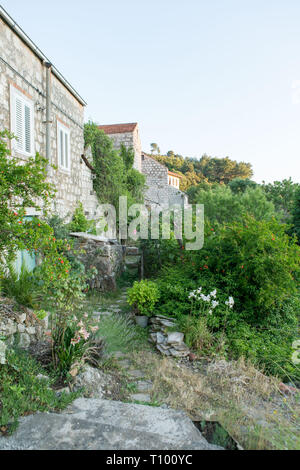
left=0, top=398, right=222, bottom=450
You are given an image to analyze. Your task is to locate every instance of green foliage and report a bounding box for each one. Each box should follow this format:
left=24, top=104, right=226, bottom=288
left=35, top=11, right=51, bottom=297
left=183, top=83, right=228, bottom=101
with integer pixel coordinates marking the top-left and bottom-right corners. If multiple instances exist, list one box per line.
left=127, top=280, right=160, bottom=316
left=0, top=130, right=54, bottom=270
left=0, top=264, right=41, bottom=308
left=0, top=348, right=78, bottom=433
left=46, top=213, right=71, bottom=240
left=153, top=151, right=253, bottom=190
left=190, top=185, right=276, bottom=225
left=95, top=313, right=149, bottom=354
left=141, top=237, right=182, bottom=278
left=262, top=178, right=300, bottom=221
left=195, top=217, right=300, bottom=318
left=84, top=122, right=145, bottom=211
left=68, top=202, right=96, bottom=234
left=228, top=178, right=258, bottom=194
left=179, top=316, right=215, bottom=353
left=291, top=186, right=300, bottom=242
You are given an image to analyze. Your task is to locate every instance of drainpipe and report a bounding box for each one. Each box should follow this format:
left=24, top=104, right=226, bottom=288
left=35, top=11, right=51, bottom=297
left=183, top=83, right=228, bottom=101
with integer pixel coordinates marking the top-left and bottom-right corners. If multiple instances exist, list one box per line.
left=45, top=62, right=52, bottom=174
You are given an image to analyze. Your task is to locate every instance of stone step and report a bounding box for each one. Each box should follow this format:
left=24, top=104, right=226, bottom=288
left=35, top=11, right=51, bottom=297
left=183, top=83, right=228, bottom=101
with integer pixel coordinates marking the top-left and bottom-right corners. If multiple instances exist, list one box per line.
left=125, top=246, right=140, bottom=256
left=124, top=255, right=141, bottom=267
left=0, top=398, right=222, bottom=450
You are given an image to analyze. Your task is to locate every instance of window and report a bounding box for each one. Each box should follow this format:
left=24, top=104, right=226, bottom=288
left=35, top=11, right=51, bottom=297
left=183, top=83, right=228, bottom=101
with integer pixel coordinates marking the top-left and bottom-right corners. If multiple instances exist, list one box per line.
left=57, top=120, right=70, bottom=171
left=10, top=85, right=35, bottom=156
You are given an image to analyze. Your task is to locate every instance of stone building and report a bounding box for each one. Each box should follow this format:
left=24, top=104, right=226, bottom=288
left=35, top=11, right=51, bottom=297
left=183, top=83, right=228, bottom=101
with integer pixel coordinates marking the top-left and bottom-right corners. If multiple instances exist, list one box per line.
left=0, top=6, right=98, bottom=220
left=98, top=123, right=188, bottom=209
left=141, top=152, right=188, bottom=209
left=98, top=123, right=142, bottom=172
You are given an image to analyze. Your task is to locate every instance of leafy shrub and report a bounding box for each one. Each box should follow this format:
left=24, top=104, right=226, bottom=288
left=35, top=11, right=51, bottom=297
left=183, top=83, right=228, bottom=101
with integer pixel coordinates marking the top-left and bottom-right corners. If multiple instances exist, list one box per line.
left=190, top=185, right=276, bottom=225
left=0, top=264, right=42, bottom=308
left=178, top=316, right=215, bottom=353
left=127, top=280, right=160, bottom=316
left=0, top=348, right=77, bottom=433
left=68, top=202, right=96, bottom=234
left=194, top=216, right=300, bottom=320
left=291, top=186, right=300, bottom=243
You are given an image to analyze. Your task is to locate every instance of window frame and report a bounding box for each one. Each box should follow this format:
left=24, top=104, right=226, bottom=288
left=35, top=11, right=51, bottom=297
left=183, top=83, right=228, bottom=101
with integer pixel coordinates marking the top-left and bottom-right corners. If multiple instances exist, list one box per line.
left=57, top=120, right=71, bottom=172
left=10, top=84, right=35, bottom=157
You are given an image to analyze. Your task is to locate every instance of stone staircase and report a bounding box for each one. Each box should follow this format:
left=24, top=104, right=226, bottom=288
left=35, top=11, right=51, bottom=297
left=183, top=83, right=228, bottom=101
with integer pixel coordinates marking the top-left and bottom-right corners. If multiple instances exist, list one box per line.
left=0, top=398, right=222, bottom=450
left=124, top=246, right=141, bottom=278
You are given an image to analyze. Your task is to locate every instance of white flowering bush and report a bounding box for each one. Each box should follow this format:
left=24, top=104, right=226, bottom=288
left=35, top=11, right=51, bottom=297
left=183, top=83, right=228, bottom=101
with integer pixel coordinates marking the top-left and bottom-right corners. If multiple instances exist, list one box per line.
left=188, top=287, right=235, bottom=330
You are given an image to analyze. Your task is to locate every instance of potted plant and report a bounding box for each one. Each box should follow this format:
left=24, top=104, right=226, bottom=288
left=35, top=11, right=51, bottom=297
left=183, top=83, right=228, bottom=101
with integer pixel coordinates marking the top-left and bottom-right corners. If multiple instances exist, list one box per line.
left=127, top=280, right=160, bottom=327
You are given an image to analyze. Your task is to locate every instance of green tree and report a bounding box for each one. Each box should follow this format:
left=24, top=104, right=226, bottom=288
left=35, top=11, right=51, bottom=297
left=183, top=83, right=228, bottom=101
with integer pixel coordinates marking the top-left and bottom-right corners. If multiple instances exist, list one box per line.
left=84, top=122, right=145, bottom=210
left=190, top=185, right=276, bottom=225
left=0, top=130, right=54, bottom=269
left=291, top=186, right=300, bottom=242
left=262, top=178, right=300, bottom=221
left=150, top=143, right=160, bottom=155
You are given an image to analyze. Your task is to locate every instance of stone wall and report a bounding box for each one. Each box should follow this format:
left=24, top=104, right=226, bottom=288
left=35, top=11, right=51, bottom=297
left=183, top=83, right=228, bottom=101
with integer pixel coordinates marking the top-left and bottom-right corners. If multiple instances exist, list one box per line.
left=70, top=233, right=125, bottom=291
left=0, top=16, right=99, bottom=220
left=0, top=299, right=48, bottom=351
left=142, top=153, right=188, bottom=208
left=106, top=127, right=142, bottom=173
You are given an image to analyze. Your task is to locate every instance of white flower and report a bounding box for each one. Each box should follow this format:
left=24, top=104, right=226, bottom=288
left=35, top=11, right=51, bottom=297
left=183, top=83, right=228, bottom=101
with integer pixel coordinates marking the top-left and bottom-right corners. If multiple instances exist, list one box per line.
left=225, top=296, right=234, bottom=309
left=208, top=309, right=213, bottom=315
left=210, top=289, right=217, bottom=298
left=211, top=300, right=219, bottom=309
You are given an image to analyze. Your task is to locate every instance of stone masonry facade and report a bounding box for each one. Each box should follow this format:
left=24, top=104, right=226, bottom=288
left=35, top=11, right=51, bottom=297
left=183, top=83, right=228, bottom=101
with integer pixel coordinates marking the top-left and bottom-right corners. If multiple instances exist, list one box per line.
left=98, top=123, right=142, bottom=172
left=0, top=13, right=99, bottom=220
left=98, top=124, right=188, bottom=209
left=141, top=152, right=188, bottom=209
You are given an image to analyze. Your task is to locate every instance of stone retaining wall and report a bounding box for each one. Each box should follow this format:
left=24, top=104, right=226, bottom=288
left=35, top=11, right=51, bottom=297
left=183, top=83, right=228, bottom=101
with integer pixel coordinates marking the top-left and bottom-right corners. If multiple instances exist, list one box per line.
left=0, top=300, right=48, bottom=353
left=70, top=233, right=126, bottom=291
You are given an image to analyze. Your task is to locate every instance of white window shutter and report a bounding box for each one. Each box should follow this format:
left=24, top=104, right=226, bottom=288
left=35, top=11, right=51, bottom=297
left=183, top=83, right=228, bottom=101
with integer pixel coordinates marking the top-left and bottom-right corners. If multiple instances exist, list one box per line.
left=15, top=97, right=23, bottom=151
left=24, top=104, right=31, bottom=154
left=64, top=132, right=68, bottom=169
left=60, top=129, right=64, bottom=166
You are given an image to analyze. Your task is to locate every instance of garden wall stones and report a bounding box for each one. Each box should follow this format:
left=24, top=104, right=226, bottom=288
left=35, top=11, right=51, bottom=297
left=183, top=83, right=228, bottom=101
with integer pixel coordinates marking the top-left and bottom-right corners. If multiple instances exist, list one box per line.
left=70, top=233, right=125, bottom=291
left=0, top=299, right=48, bottom=360
left=149, top=315, right=190, bottom=358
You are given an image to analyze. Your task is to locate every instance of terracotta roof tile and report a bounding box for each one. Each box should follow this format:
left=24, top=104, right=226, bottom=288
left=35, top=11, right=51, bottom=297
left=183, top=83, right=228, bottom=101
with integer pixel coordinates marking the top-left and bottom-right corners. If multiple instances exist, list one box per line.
left=98, top=123, right=137, bottom=134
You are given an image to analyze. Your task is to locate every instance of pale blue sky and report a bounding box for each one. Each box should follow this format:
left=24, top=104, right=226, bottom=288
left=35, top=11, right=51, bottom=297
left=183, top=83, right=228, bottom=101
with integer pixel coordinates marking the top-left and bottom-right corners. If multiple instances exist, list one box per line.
left=2, top=0, right=300, bottom=183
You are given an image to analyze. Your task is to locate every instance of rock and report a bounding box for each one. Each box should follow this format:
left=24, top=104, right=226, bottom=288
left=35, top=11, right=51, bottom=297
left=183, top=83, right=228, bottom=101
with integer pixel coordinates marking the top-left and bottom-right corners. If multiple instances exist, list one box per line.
left=26, top=327, right=36, bottom=335
left=55, top=387, right=70, bottom=396
left=0, top=339, right=7, bottom=364
left=72, top=365, right=112, bottom=398
left=169, top=348, right=189, bottom=358
left=127, top=369, right=145, bottom=379
left=17, top=313, right=26, bottom=324
left=156, top=332, right=166, bottom=344
left=17, top=324, right=25, bottom=333
left=130, top=393, right=151, bottom=402
left=156, top=345, right=171, bottom=356
left=136, top=381, right=153, bottom=393
left=0, top=398, right=223, bottom=450
left=18, top=333, right=31, bottom=348
left=167, top=332, right=184, bottom=344
left=279, top=382, right=298, bottom=395
left=36, top=374, right=50, bottom=382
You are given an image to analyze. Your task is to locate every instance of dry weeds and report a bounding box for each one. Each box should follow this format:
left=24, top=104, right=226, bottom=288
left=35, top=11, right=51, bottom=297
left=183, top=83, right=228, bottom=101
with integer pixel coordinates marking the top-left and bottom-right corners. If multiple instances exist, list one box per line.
left=131, top=350, right=300, bottom=450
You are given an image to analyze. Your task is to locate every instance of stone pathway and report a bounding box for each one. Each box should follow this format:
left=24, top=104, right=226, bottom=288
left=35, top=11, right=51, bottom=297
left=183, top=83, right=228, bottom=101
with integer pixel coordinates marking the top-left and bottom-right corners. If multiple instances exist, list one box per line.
left=90, top=286, right=155, bottom=404
left=0, top=398, right=222, bottom=450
